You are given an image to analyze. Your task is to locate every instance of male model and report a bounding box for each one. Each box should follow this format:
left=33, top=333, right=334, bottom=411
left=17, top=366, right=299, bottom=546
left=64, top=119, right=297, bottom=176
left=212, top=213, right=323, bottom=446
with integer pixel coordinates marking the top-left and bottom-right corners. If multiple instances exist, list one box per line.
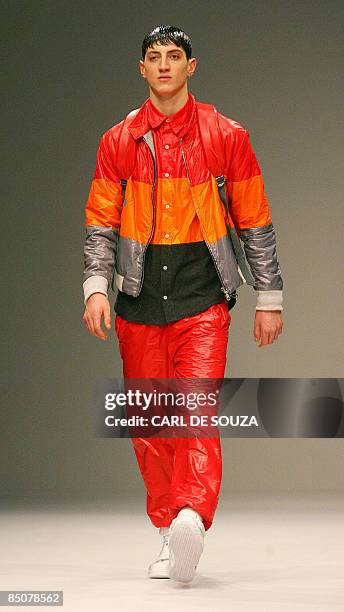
left=82, top=25, right=283, bottom=583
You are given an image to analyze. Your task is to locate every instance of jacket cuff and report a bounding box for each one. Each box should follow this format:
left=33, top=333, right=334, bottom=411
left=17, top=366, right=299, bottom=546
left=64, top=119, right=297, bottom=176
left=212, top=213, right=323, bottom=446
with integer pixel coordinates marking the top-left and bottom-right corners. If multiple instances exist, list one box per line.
left=83, top=275, right=108, bottom=305
left=255, top=290, right=283, bottom=311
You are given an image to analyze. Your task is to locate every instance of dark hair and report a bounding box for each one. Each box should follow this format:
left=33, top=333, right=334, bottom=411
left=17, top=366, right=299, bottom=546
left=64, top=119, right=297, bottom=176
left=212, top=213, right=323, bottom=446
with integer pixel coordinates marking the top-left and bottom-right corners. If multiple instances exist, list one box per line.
left=142, top=25, right=192, bottom=60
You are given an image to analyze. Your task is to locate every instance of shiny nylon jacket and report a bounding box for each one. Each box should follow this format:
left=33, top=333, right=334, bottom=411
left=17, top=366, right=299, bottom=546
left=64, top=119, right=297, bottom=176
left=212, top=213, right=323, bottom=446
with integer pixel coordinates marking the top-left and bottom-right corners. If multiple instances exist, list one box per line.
left=84, top=93, right=283, bottom=301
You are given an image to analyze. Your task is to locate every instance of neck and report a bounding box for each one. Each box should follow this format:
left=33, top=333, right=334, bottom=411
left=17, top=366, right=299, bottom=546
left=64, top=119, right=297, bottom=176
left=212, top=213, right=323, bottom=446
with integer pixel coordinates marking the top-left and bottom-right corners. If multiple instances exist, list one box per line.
left=149, top=86, right=189, bottom=116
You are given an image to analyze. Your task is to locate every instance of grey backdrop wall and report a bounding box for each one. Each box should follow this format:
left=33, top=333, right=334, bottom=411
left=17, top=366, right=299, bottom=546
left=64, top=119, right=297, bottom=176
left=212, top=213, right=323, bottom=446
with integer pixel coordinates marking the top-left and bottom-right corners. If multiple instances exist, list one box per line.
left=2, top=0, right=344, bottom=504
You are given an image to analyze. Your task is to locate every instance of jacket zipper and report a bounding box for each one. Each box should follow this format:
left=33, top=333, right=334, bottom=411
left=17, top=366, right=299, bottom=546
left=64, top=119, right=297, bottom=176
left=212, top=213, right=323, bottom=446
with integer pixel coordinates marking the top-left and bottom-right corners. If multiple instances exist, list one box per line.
left=137, top=138, right=157, bottom=295
left=179, top=138, right=231, bottom=301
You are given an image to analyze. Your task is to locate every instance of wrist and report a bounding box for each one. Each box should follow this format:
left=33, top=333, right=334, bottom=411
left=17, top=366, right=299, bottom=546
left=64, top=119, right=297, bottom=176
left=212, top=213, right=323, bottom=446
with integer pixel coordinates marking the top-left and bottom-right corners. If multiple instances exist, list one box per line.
left=256, top=290, right=283, bottom=311
left=83, top=275, right=108, bottom=305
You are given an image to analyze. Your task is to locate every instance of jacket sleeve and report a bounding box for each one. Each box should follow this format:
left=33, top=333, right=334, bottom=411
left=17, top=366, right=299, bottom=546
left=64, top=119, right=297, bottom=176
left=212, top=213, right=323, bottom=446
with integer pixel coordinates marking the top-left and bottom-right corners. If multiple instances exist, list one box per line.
left=224, top=123, right=283, bottom=311
left=83, top=129, right=123, bottom=305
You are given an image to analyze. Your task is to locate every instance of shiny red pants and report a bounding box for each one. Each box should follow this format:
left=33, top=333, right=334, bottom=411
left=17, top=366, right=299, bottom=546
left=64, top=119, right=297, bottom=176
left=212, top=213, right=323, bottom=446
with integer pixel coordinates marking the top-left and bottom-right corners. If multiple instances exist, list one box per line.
left=114, top=301, right=231, bottom=531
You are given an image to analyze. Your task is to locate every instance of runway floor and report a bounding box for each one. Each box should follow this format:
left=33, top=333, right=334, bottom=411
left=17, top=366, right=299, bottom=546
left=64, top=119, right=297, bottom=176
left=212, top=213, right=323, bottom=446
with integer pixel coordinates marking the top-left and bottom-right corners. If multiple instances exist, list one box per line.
left=0, top=493, right=343, bottom=611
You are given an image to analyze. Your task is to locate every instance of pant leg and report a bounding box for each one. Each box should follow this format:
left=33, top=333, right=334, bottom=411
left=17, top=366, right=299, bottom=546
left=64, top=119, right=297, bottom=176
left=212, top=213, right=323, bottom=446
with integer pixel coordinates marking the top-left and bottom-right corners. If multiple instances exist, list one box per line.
left=114, top=314, right=175, bottom=527
left=167, top=302, right=231, bottom=531
left=114, top=303, right=231, bottom=531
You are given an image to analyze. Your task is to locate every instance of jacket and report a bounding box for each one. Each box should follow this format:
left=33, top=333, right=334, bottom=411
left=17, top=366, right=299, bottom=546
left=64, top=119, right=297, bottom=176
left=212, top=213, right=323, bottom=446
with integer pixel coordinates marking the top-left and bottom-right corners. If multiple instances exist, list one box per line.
left=83, top=93, right=283, bottom=310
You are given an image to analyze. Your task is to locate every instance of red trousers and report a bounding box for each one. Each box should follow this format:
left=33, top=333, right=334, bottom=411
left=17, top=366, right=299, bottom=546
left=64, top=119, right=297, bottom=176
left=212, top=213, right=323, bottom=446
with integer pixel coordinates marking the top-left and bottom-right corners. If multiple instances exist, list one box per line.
left=114, top=301, right=231, bottom=531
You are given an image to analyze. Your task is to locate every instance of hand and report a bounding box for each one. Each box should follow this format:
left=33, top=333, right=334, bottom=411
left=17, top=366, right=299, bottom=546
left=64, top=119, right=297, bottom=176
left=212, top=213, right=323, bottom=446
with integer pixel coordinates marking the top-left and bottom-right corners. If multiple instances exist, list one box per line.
left=254, top=310, right=283, bottom=348
left=82, top=293, right=112, bottom=341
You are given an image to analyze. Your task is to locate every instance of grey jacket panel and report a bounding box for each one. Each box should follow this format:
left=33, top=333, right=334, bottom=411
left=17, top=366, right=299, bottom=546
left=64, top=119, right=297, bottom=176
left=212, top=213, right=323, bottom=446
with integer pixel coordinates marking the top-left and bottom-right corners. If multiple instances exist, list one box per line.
left=239, top=223, right=283, bottom=291
left=115, top=235, right=146, bottom=296
left=83, top=224, right=119, bottom=285
left=208, top=233, right=244, bottom=295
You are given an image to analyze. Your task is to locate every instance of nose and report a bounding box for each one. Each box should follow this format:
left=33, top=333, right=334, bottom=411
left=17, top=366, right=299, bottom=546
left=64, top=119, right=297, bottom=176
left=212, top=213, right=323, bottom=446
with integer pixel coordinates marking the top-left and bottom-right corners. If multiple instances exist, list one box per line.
left=159, top=56, right=170, bottom=71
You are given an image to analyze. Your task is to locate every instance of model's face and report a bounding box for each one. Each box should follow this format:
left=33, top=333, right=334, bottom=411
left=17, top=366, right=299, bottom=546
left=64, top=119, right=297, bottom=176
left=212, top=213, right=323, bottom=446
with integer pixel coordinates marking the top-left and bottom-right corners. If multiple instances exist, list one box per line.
left=139, top=43, right=197, bottom=97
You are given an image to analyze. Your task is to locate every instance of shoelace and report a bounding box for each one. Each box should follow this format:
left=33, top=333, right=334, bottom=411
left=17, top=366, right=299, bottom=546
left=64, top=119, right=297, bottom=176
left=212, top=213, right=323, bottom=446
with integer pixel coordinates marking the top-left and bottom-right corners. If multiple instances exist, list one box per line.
left=155, top=535, right=169, bottom=562
left=162, top=534, right=169, bottom=547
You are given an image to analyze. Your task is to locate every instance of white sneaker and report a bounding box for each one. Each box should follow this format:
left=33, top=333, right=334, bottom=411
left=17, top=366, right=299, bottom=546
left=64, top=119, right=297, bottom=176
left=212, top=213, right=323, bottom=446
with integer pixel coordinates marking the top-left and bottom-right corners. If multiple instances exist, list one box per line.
left=169, top=508, right=205, bottom=583
left=148, top=527, right=170, bottom=579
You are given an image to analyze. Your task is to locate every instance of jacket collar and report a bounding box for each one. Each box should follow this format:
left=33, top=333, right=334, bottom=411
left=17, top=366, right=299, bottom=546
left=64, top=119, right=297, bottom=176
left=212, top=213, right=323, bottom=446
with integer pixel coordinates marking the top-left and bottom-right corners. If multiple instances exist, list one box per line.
left=128, top=92, right=197, bottom=140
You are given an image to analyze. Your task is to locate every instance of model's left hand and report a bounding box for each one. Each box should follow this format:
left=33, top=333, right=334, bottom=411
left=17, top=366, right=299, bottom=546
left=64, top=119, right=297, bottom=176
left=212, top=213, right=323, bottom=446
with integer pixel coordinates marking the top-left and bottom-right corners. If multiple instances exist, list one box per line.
left=254, top=310, right=283, bottom=347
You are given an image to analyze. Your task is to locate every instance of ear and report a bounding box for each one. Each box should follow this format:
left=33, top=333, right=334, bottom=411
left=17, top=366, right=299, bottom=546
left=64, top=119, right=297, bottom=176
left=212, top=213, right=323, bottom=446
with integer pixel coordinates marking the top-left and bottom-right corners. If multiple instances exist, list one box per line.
left=187, top=57, right=197, bottom=78
left=139, top=60, right=146, bottom=79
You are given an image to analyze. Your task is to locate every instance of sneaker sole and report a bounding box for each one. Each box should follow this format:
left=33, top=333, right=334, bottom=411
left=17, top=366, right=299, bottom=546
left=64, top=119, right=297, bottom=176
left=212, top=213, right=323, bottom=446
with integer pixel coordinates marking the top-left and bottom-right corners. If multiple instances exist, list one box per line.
left=169, top=519, right=204, bottom=583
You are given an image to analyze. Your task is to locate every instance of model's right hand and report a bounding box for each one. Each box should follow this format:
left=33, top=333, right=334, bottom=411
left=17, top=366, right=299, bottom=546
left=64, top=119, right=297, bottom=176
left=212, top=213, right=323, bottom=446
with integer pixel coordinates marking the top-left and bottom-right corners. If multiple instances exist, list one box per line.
left=82, top=293, right=112, bottom=341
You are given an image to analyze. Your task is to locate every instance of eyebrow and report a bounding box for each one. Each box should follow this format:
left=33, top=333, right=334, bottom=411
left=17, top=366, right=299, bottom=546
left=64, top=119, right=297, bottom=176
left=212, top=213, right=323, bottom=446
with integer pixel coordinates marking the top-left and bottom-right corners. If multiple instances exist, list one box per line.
left=147, top=49, right=182, bottom=56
